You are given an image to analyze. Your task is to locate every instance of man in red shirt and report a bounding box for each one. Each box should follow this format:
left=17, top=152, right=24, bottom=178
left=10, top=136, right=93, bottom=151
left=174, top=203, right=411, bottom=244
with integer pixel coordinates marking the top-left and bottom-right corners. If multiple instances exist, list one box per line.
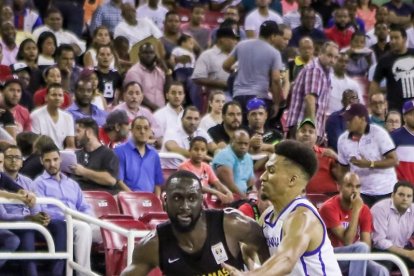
left=319, top=172, right=389, bottom=275
left=325, top=7, right=355, bottom=49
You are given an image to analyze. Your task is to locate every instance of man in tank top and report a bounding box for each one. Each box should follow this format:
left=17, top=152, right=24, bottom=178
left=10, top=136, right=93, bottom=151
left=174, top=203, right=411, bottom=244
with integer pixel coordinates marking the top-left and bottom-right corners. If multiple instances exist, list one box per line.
left=224, top=140, right=342, bottom=275
left=121, top=170, right=270, bottom=275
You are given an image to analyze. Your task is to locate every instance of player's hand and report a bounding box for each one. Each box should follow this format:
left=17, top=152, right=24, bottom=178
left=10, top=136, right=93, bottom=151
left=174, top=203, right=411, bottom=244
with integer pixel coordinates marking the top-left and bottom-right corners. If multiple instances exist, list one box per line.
left=350, top=193, right=363, bottom=211
left=222, top=263, right=246, bottom=276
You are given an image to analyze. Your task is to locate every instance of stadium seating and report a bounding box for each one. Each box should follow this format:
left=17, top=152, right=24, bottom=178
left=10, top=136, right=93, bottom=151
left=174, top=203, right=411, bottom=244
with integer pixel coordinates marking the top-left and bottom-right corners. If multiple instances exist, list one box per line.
left=83, top=191, right=120, bottom=218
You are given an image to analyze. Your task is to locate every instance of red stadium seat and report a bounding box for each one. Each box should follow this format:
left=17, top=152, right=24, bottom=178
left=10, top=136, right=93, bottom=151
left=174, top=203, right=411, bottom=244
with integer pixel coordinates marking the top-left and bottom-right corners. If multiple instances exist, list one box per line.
left=306, top=193, right=332, bottom=209
left=100, top=218, right=148, bottom=276
left=83, top=191, right=120, bottom=218
left=118, top=192, right=169, bottom=228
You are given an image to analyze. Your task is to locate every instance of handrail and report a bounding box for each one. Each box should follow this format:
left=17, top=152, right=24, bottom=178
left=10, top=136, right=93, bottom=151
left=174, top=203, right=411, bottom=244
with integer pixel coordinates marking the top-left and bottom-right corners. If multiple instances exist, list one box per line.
left=335, top=253, right=409, bottom=276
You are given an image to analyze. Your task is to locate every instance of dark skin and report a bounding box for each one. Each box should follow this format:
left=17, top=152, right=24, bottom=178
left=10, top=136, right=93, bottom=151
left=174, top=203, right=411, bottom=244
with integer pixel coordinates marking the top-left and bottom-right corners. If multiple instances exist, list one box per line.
left=121, top=177, right=269, bottom=275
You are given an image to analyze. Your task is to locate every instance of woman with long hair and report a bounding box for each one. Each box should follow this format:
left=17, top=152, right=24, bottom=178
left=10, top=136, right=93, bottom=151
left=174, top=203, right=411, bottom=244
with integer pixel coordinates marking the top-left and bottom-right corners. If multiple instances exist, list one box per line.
left=37, top=31, right=57, bottom=66
left=199, top=91, right=226, bottom=131
left=83, top=26, right=114, bottom=68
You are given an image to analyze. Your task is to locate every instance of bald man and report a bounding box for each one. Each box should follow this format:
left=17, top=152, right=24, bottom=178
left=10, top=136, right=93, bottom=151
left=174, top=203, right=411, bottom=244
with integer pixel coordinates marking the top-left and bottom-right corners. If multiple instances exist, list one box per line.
left=121, top=170, right=269, bottom=275
left=290, top=37, right=315, bottom=81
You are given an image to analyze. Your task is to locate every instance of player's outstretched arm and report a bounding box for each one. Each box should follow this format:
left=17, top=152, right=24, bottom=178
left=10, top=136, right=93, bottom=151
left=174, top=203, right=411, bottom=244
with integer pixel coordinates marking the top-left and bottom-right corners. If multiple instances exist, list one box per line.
left=223, top=209, right=270, bottom=264
left=121, top=231, right=159, bottom=276
left=224, top=207, right=322, bottom=276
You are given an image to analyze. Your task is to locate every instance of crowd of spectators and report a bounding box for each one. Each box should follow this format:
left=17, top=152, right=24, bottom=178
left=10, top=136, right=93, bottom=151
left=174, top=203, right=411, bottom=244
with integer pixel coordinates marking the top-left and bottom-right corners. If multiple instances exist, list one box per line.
left=0, top=0, right=413, bottom=274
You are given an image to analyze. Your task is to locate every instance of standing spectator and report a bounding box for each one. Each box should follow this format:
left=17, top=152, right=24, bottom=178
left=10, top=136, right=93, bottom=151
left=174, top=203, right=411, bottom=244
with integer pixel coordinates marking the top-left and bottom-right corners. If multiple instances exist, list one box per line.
left=35, top=143, right=96, bottom=273
left=31, top=83, right=75, bottom=149
left=137, top=0, right=169, bottom=31
left=199, top=91, right=225, bottom=132
left=66, top=78, right=107, bottom=127
left=370, top=25, right=414, bottom=112
left=2, top=77, right=30, bottom=133
left=319, top=172, right=389, bottom=276
left=124, top=43, right=167, bottom=112
left=390, top=100, right=414, bottom=184
left=212, top=129, right=255, bottom=198
left=99, top=110, right=129, bottom=149
left=370, top=22, right=391, bottom=61
left=385, top=110, right=402, bottom=132
left=71, top=117, right=122, bottom=194
left=326, top=89, right=360, bottom=152
left=325, top=8, right=355, bottom=49
left=32, top=8, right=86, bottom=56
left=244, top=0, right=283, bottom=38
left=372, top=181, right=414, bottom=271
left=90, top=0, right=122, bottom=34
left=337, top=103, right=398, bottom=206
left=286, top=41, right=339, bottom=141
left=181, top=5, right=211, bottom=50
left=383, top=0, right=414, bottom=24
left=114, top=116, right=164, bottom=195
left=288, top=7, right=326, bottom=48
left=95, top=44, right=122, bottom=106
left=12, top=0, right=43, bottom=32
left=328, top=52, right=365, bottom=115
left=0, top=21, right=18, bottom=66
left=223, top=21, right=283, bottom=118
left=210, top=7, right=247, bottom=42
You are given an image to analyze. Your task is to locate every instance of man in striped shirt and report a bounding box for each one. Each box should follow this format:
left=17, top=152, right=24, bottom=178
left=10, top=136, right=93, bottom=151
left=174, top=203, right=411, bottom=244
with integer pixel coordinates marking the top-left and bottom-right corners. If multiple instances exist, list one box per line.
left=286, top=41, right=339, bottom=142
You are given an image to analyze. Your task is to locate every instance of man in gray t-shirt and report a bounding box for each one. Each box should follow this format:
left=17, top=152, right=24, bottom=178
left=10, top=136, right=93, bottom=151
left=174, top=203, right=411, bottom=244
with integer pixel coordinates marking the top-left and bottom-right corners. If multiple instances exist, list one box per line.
left=223, top=20, right=283, bottom=120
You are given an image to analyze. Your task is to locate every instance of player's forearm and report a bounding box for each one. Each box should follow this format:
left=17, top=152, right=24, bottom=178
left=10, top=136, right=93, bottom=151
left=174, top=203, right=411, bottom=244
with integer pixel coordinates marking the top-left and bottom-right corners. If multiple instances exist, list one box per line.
left=250, top=254, right=295, bottom=275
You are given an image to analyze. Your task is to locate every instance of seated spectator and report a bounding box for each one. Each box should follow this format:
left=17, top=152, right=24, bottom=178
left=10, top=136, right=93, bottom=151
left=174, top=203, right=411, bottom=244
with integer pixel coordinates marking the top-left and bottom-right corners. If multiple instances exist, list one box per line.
left=0, top=144, right=66, bottom=275
left=181, top=5, right=211, bottom=50
left=319, top=172, right=389, bottom=276
left=208, top=101, right=243, bottom=148
left=88, top=70, right=107, bottom=110
left=326, top=89, right=360, bottom=152
left=0, top=21, right=18, bottom=66
left=390, top=100, right=414, bottom=184
left=99, top=110, right=129, bottom=149
left=31, top=83, right=75, bottom=149
left=20, top=134, right=54, bottom=179
left=372, top=181, right=414, bottom=271
left=55, top=44, right=82, bottom=94
left=16, top=131, right=38, bottom=160
left=10, top=63, right=35, bottom=111
left=36, top=31, right=57, bottom=67
left=162, top=106, right=217, bottom=168
left=244, top=0, right=283, bottom=38
left=71, top=118, right=122, bottom=194
left=326, top=0, right=366, bottom=32
left=289, top=7, right=326, bottom=48
left=32, top=7, right=86, bottom=56
left=369, top=91, right=387, bottom=127
left=385, top=110, right=402, bottom=133
left=136, top=0, right=168, bottom=30
left=338, top=103, right=398, bottom=207
left=356, top=0, right=377, bottom=32
left=114, top=116, right=164, bottom=194
left=114, top=3, right=163, bottom=50
left=124, top=43, right=167, bottom=112
left=210, top=8, right=247, bottom=42
left=383, top=0, right=414, bottom=25
left=154, top=81, right=185, bottom=136
left=113, top=81, right=161, bottom=142
left=12, top=0, right=43, bottom=33
left=179, top=136, right=233, bottom=204
left=83, top=26, right=113, bottom=69
left=212, top=129, right=255, bottom=198
left=370, top=22, right=390, bottom=61
left=95, top=44, right=122, bottom=106
left=15, top=39, right=44, bottom=93
left=325, top=8, right=355, bottom=49
left=344, top=32, right=376, bottom=78
left=66, top=77, right=107, bottom=127
left=296, top=118, right=340, bottom=195
left=199, top=91, right=225, bottom=132
left=160, top=11, right=182, bottom=59
left=35, top=143, right=97, bottom=273
left=288, top=36, right=315, bottom=82
left=311, top=0, right=339, bottom=27
left=33, top=65, right=72, bottom=108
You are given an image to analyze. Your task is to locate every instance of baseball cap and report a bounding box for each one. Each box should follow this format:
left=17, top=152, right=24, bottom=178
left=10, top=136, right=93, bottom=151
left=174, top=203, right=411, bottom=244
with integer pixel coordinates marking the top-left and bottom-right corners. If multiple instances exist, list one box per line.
left=216, top=27, right=239, bottom=40
left=297, top=118, right=316, bottom=129
left=246, top=98, right=267, bottom=112
left=2, top=76, right=23, bottom=89
left=104, top=110, right=129, bottom=129
left=342, top=103, right=369, bottom=121
left=10, top=62, right=30, bottom=74
left=402, top=99, right=414, bottom=115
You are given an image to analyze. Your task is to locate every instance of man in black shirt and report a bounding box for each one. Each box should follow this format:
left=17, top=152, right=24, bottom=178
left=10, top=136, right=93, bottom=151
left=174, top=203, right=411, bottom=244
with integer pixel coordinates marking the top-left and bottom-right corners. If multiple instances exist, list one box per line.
left=370, top=25, right=414, bottom=112
left=71, top=117, right=122, bottom=194
left=121, top=170, right=269, bottom=275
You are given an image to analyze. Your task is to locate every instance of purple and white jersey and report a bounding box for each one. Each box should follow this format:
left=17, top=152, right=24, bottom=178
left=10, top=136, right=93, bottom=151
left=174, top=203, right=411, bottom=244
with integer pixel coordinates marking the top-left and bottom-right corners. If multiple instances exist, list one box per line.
left=262, top=197, right=341, bottom=276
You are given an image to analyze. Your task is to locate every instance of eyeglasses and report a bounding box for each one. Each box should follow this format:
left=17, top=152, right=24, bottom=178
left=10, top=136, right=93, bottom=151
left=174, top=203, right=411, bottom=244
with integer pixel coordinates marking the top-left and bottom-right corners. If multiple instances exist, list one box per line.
left=5, top=155, right=22, bottom=161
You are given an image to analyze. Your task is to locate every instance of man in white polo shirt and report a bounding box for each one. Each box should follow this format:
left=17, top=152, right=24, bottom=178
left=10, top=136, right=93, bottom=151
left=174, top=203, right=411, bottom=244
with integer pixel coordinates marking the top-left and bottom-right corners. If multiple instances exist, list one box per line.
left=338, top=103, right=399, bottom=207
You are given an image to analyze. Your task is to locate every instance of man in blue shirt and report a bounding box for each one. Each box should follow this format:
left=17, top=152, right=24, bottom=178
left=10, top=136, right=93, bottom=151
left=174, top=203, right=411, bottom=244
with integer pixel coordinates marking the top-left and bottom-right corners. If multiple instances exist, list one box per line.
left=115, top=116, right=164, bottom=196
left=34, top=143, right=95, bottom=273
left=0, top=145, right=66, bottom=276
left=212, top=129, right=255, bottom=198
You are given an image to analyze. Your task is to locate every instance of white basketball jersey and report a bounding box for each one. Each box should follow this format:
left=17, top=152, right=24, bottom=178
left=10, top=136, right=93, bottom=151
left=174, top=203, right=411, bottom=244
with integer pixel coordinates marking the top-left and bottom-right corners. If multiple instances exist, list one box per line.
left=263, top=197, right=341, bottom=276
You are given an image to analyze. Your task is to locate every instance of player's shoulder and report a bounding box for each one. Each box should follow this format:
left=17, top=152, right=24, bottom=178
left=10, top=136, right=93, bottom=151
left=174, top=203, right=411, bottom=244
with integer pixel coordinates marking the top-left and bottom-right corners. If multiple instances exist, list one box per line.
left=137, top=230, right=159, bottom=252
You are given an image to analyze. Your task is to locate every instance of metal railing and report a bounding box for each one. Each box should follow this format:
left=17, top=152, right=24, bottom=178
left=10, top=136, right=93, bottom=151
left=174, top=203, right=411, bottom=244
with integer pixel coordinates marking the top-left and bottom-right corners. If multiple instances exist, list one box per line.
left=0, top=197, right=150, bottom=275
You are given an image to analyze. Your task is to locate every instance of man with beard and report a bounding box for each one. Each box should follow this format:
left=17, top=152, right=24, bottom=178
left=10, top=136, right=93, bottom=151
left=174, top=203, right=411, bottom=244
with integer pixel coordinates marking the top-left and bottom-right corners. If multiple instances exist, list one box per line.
left=34, top=143, right=96, bottom=273
left=121, top=170, right=269, bottom=275
left=70, top=117, right=124, bottom=194
left=0, top=21, right=18, bottom=65
left=67, top=78, right=107, bottom=127
left=0, top=78, right=18, bottom=139
left=99, top=110, right=130, bottom=149
left=208, top=101, right=243, bottom=149
left=115, top=116, right=164, bottom=194
left=163, top=106, right=217, bottom=168
left=324, top=8, right=355, bottom=49
left=223, top=140, right=341, bottom=276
